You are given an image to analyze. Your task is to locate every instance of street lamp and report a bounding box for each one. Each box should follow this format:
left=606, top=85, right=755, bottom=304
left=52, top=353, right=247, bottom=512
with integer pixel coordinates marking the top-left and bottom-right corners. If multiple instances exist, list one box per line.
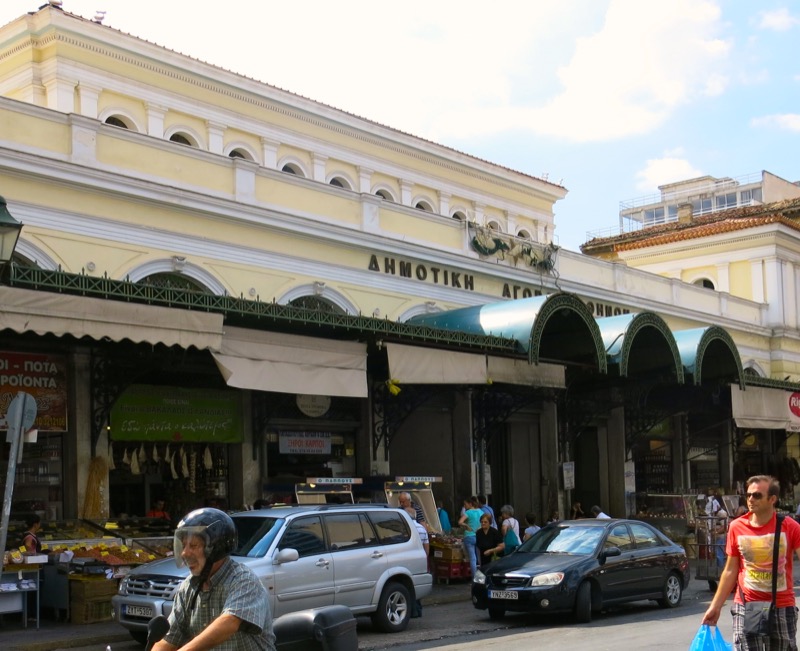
left=0, top=195, right=23, bottom=264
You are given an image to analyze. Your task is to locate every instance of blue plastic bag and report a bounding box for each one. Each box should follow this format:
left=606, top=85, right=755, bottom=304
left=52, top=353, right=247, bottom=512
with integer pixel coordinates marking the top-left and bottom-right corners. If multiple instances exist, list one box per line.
left=689, top=625, right=732, bottom=651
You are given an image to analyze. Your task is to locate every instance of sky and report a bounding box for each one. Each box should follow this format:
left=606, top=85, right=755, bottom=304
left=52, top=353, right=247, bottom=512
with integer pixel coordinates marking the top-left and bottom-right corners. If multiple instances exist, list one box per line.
left=1, top=0, right=799, bottom=252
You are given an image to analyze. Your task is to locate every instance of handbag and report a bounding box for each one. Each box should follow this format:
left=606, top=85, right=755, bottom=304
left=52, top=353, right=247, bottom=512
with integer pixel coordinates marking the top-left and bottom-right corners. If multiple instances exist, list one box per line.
left=503, top=526, right=520, bottom=556
left=689, top=624, right=732, bottom=651
left=738, top=515, right=783, bottom=637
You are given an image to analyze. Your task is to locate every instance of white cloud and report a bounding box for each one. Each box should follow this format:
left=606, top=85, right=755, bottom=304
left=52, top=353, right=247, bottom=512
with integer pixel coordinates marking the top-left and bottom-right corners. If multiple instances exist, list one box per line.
left=525, top=0, right=730, bottom=142
left=635, top=155, right=705, bottom=193
left=758, top=9, right=800, bottom=31
left=751, top=114, right=800, bottom=132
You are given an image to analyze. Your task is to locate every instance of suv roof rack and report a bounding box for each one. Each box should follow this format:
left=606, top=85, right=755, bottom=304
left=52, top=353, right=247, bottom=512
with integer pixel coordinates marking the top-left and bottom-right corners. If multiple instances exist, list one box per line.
left=315, top=503, right=394, bottom=510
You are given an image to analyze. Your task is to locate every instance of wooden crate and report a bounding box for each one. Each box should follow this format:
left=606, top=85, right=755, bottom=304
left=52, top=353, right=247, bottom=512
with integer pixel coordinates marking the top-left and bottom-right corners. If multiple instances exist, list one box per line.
left=70, top=596, right=113, bottom=624
left=70, top=578, right=119, bottom=600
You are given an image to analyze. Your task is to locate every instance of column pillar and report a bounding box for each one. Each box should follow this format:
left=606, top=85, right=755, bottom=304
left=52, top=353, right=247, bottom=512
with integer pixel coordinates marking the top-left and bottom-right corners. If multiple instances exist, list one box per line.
left=261, top=138, right=279, bottom=168
left=312, top=153, right=328, bottom=182
left=438, top=191, right=451, bottom=218
left=207, top=120, right=226, bottom=155
left=358, top=166, right=373, bottom=193
left=763, top=256, right=784, bottom=326
left=43, top=76, right=76, bottom=113
left=783, top=260, right=797, bottom=328
left=146, top=103, right=167, bottom=138
left=77, top=82, right=101, bottom=118
left=400, top=179, right=412, bottom=206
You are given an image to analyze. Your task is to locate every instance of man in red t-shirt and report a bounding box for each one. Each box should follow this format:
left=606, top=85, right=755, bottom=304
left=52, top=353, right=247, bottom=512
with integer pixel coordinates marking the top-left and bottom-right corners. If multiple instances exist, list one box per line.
left=702, top=474, right=800, bottom=650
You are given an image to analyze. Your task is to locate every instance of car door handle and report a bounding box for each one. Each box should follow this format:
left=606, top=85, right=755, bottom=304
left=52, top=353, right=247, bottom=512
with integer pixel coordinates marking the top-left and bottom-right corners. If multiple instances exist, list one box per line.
left=315, top=559, right=330, bottom=568
left=371, top=551, right=384, bottom=559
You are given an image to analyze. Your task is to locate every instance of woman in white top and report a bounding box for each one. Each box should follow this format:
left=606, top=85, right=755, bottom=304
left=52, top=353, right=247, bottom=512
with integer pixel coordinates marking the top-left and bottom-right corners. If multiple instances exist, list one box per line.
left=499, top=504, right=520, bottom=539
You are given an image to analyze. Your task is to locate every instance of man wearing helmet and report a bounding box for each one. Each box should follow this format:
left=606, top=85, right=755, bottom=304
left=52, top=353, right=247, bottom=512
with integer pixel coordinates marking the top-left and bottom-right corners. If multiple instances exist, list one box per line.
left=152, top=508, right=276, bottom=651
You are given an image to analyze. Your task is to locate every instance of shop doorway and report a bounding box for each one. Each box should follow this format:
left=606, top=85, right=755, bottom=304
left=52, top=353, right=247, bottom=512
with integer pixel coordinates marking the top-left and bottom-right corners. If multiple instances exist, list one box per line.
left=572, top=427, right=601, bottom=517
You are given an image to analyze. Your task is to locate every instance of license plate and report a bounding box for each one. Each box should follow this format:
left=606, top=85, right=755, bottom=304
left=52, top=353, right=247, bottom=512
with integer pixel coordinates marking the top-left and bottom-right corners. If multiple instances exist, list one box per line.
left=489, top=590, right=518, bottom=600
left=124, top=605, right=154, bottom=618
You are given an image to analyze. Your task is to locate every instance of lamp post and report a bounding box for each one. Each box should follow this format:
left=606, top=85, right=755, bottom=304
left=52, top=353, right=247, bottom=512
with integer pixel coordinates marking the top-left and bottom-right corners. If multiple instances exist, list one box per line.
left=0, top=195, right=23, bottom=265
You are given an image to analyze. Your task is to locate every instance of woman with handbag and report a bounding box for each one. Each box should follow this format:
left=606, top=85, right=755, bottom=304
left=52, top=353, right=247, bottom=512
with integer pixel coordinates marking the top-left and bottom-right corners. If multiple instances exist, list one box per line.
left=475, top=513, right=504, bottom=569
left=499, top=505, right=521, bottom=555
left=701, top=475, right=800, bottom=650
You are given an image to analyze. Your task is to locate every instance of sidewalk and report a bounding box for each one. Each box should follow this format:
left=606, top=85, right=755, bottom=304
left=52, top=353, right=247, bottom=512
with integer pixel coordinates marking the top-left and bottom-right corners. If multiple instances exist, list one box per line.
left=1, top=580, right=473, bottom=651
left=2, top=567, right=730, bottom=651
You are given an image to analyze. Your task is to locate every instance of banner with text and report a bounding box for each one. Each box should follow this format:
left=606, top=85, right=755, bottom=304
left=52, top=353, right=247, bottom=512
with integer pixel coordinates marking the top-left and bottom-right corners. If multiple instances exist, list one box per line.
left=279, top=431, right=332, bottom=455
left=0, top=351, right=68, bottom=431
left=111, top=384, right=243, bottom=442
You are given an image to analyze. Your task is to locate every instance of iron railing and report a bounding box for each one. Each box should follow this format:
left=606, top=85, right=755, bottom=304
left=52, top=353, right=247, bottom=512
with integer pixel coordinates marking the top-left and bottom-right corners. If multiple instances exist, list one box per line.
left=7, top=265, right=520, bottom=353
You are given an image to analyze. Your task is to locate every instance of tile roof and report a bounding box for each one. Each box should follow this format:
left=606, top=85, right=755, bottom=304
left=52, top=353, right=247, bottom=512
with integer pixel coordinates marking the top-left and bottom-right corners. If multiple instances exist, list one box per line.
left=581, top=197, right=800, bottom=254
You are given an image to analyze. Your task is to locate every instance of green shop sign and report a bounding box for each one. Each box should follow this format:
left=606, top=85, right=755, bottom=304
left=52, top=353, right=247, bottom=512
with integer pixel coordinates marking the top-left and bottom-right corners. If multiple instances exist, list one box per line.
left=111, top=384, right=243, bottom=443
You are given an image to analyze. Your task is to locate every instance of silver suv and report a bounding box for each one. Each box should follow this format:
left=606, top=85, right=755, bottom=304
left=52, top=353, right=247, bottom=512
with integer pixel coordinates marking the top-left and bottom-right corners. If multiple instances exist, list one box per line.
left=112, top=505, right=432, bottom=643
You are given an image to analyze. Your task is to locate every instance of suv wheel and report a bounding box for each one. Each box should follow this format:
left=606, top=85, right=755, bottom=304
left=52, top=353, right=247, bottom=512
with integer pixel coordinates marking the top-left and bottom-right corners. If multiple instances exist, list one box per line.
left=372, top=581, right=411, bottom=633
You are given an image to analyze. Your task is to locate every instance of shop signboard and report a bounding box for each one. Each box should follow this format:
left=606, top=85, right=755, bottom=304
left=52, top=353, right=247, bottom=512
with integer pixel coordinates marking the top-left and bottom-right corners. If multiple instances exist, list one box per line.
left=279, top=431, right=332, bottom=454
left=0, top=351, right=68, bottom=431
left=110, top=385, right=243, bottom=442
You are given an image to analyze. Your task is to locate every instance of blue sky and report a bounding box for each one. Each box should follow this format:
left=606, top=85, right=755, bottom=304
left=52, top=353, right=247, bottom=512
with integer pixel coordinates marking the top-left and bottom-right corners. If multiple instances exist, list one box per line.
left=2, top=1, right=799, bottom=251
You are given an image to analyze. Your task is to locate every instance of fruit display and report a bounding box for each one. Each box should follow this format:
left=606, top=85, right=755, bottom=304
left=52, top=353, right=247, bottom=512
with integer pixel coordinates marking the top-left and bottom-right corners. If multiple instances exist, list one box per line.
left=46, top=542, right=168, bottom=565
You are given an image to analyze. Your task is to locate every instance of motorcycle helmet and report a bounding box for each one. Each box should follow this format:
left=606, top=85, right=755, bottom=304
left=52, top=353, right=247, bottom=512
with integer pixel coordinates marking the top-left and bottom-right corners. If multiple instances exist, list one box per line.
left=173, top=507, right=237, bottom=568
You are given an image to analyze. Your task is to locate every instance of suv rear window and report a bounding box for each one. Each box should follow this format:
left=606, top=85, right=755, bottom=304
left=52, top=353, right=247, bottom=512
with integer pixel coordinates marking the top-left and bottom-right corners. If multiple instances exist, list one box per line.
left=367, top=511, right=410, bottom=545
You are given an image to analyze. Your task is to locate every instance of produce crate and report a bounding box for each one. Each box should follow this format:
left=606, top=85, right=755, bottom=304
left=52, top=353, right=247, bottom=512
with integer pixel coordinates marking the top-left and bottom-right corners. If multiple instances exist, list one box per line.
left=70, top=596, right=113, bottom=624
left=70, top=577, right=119, bottom=600
left=433, top=560, right=471, bottom=584
left=431, top=544, right=464, bottom=562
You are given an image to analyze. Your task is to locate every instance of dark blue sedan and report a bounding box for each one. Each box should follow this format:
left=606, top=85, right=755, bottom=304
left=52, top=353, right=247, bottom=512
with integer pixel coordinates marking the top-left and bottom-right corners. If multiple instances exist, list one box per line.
left=471, top=518, right=688, bottom=623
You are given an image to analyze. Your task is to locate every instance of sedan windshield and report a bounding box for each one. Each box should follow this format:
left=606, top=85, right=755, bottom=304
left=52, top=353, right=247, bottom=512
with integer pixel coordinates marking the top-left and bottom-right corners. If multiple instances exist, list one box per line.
left=521, top=525, right=604, bottom=555
left=232, top=516, right=284, bottom=557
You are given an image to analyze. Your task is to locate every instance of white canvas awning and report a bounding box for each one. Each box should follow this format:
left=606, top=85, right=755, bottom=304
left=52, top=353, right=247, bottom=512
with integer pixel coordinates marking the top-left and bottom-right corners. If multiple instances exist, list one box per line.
left=212, top=326, right=368, bottom=397
left=0, top=285, right=223, bottom=350
left=386, top=343, right=565, bottom=387
left=731, top=385, right=800, bottom=431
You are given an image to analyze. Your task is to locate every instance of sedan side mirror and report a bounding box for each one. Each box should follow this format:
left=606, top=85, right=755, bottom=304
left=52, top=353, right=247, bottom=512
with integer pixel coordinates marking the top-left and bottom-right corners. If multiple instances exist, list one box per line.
left=599, top=546, right=622, bottom=564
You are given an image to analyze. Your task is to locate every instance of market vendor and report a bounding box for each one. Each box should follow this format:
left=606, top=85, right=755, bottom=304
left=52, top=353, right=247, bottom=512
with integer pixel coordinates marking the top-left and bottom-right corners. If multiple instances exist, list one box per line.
left=21, top=513, right=43, bottom=553
left=147, top=499, right=171, bottom=521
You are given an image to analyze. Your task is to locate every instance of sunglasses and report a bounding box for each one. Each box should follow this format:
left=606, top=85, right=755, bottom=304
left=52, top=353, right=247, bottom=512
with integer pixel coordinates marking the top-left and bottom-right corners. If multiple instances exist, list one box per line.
left=746, top=491, right=766, bottom=500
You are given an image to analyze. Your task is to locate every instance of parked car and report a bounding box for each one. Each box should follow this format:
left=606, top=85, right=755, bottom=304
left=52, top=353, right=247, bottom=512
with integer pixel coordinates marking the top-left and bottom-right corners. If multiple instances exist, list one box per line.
left=471, top=518, right=688, bottom=623
left=112, top=504, right=432, bottom=644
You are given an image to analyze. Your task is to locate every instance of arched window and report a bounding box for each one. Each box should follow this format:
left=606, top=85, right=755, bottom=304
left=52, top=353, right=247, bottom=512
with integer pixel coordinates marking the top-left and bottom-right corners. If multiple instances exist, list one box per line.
left=693, top=278, right=715, bottom=290
left=415, top=201, right=433, bottom=212
left=105, top=116, right=129, bottom=129
left=282, top=163, right=305, bottom=176
left=375, top=189, right=394, bottom=201
left=229, top=149, right=246, bottom=159
left=288, top=295, right=345, bottom=314
left=169, top=133, right=194, bottom=147
left=452, top=211, right=467, bottom=221
left=517, top=229, right=532, bottom=240
left=487, top=220, right=502, bottom=232
left=137, top=272, right=209, bottom=292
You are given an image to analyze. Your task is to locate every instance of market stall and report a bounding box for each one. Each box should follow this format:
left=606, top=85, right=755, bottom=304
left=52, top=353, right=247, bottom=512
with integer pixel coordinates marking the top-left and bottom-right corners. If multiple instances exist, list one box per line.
left=384, top=477, right=443, bottom=532
left=294, top=478, right=362, bottom=504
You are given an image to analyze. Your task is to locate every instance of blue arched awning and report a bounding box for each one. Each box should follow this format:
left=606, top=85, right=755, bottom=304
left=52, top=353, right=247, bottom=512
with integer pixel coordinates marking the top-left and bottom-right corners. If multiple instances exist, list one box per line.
left=407, top=293, right=606, bottom=372
left=597, top=312, right=684, bottom=382
left=673, top=326, right=744, bottom=388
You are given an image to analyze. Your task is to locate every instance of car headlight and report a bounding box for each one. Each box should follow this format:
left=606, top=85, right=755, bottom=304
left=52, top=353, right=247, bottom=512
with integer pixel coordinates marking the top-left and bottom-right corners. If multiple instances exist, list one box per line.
left=473, top=569, right=487, bottom=585
left=118, top=578, right=129, bottom=595
left=531, top=572, right=564, bottom=587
